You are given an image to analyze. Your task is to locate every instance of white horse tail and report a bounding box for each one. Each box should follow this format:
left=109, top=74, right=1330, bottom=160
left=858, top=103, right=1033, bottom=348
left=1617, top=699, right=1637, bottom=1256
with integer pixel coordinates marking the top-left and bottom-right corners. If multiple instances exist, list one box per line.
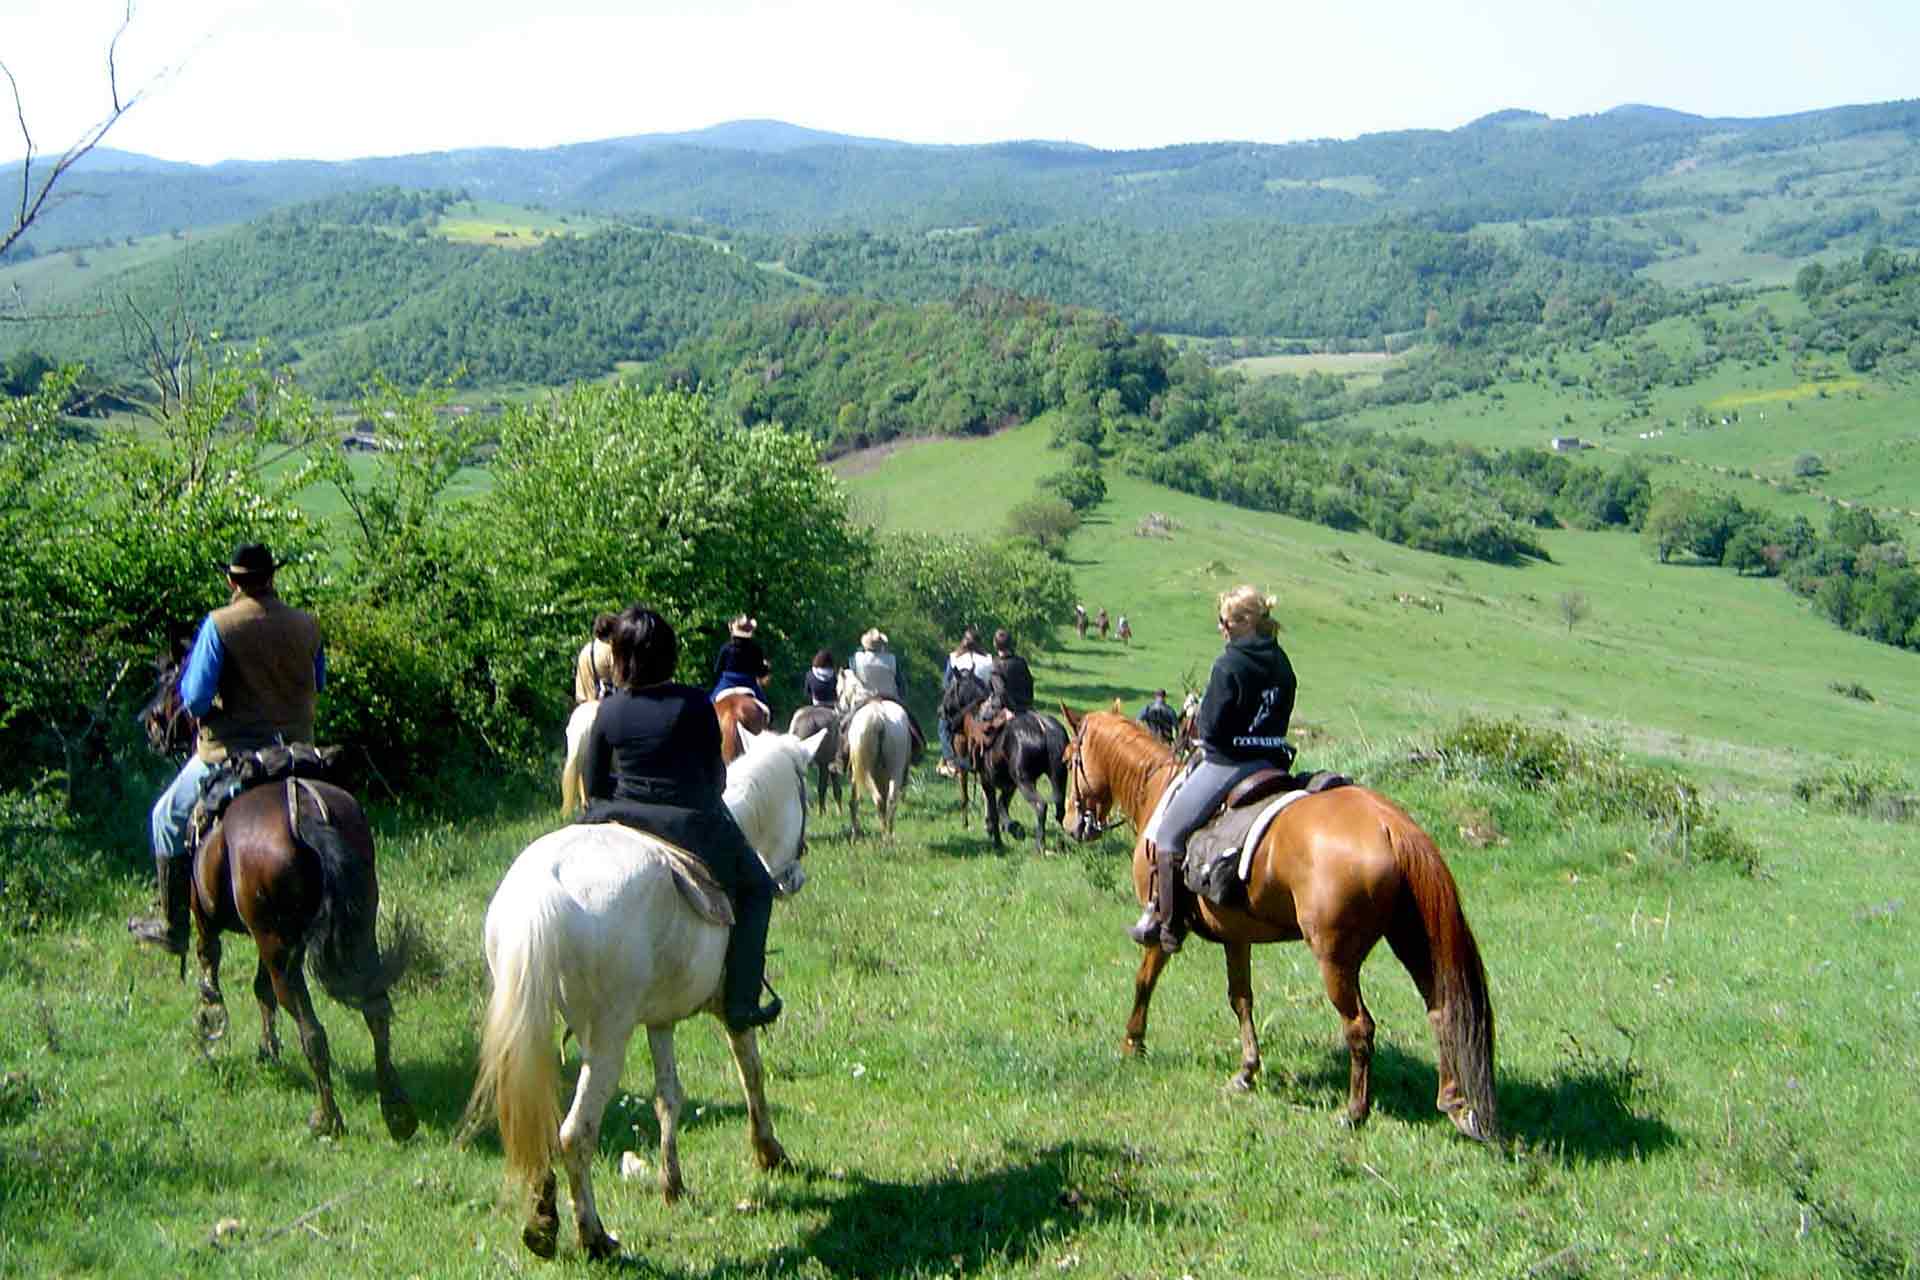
left=561, top=700, right=599, bottom=814
left=464, top=890, right=563, bottom=1194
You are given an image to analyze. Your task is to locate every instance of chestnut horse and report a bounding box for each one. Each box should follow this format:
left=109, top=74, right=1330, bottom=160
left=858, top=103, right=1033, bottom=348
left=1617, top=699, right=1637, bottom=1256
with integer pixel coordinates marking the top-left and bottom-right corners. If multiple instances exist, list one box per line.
left=192, top=777, right=418, bottom=1141
left=1060, top=707, right=1496, bottom=1141
left=714, top=689, right=770, bottom=765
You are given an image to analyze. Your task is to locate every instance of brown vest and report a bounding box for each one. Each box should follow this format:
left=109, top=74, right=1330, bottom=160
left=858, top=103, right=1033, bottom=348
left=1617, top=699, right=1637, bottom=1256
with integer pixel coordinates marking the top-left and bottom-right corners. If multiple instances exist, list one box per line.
left=196, top=589, right=323, bottom=763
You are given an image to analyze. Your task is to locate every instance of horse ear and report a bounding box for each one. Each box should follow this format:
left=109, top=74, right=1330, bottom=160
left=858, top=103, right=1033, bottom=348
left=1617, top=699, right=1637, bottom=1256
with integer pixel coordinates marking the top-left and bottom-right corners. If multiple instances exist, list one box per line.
left=1059, top=701, right=1079, bottom=732
left=1110, top=698, right=1124, bottom=715
left=799, top=726, right=830, bottom=763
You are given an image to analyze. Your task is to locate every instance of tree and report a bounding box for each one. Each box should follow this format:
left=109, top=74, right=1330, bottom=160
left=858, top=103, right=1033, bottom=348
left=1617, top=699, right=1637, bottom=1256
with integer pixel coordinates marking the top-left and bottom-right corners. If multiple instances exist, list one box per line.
left=1557, top=591, right=1589, bottom=633
left=1641, top=488, right=1700, bottom=564
left=0, top=3, right=144, bottom=263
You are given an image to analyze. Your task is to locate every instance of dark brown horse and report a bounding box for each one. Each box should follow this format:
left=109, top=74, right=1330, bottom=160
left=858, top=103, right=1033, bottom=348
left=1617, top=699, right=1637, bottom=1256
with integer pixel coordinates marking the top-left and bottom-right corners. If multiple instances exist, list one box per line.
left=1060, top=706, right=1496, bottom=1140
left=715, top=691, right=770, bottom=765
left=944, top=673, right=1068, bottom=853
left=191, top=777, right=417, bottom=1140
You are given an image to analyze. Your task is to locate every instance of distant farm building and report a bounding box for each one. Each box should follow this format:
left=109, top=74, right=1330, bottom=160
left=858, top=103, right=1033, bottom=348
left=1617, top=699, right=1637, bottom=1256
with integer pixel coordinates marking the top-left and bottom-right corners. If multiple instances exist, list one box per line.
left=1550, top=436, right=1592, bottom=452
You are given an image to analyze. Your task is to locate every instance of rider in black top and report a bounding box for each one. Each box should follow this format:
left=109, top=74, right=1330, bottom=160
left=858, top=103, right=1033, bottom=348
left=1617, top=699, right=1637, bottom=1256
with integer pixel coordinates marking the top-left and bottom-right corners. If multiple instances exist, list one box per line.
left=987, top=628, right=1034, bottom=716
left=1131, top=586, right=1297, bottom=954
left=580, top=605, right=782, bottom=1032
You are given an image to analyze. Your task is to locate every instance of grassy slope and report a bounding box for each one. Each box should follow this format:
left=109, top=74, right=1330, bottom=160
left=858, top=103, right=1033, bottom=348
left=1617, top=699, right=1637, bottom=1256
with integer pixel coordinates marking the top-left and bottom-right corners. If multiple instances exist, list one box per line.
left=4, top=411, right=1919, bottom=1276
left=842, top=419, right=1920, bottom=795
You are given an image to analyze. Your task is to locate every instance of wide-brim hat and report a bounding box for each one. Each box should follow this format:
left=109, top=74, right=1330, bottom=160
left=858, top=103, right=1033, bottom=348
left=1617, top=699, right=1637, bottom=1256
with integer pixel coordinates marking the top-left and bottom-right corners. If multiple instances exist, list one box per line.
left=860, top=628, right=888, bottom=650
left=223, top=542, right=280, bottom=579
left=730, top=615, right=758, bottom=639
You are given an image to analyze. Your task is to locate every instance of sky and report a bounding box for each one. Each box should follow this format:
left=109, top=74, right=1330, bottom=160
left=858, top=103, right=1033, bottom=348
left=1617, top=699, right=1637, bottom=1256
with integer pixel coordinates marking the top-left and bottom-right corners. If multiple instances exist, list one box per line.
left=2, top=0, right=1916, bottom=166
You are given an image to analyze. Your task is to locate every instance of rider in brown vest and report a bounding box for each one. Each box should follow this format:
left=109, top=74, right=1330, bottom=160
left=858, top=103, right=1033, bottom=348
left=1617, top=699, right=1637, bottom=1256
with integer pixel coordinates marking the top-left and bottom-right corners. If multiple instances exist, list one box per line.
left=130, top=543, right=325, bottom=957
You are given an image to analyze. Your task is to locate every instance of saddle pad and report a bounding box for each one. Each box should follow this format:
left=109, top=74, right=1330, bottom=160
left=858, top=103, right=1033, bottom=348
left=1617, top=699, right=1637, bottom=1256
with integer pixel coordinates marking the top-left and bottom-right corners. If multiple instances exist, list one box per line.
left=1182, top=772, right=1355, bottom=905
left=713, top=686, right=760, bottom=706
left=602, top=827, right=736, bottom=927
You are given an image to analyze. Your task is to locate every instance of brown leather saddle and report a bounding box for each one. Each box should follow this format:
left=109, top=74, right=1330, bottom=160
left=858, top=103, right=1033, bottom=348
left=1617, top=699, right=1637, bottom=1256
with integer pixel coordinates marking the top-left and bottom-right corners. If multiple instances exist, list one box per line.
left=1182, top=768, right=1352, bottom=905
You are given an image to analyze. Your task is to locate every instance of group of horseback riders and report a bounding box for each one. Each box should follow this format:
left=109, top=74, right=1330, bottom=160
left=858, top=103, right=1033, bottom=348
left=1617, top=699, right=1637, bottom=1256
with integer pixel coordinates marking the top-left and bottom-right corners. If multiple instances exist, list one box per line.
left=133, top=542, right=1296, bottom=998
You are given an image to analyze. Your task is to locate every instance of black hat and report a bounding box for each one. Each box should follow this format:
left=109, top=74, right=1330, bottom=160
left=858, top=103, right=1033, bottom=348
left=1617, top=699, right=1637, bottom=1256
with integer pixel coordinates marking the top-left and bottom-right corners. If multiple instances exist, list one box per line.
left=224, top=543, right=280, bottom=579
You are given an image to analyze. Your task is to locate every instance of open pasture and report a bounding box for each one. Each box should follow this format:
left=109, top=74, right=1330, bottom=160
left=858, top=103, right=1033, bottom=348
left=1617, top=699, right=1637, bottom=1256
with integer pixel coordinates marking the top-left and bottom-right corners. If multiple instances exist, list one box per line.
left=2, top=718, right=1914, bottom=1275
left=4, top=403, right=1918, bottom=1276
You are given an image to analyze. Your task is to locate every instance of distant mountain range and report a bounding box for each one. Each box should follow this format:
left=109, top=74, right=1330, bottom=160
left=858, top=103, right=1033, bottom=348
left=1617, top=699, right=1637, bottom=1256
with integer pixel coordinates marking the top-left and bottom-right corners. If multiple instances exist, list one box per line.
left=9, top=97, right=1914, bottom=253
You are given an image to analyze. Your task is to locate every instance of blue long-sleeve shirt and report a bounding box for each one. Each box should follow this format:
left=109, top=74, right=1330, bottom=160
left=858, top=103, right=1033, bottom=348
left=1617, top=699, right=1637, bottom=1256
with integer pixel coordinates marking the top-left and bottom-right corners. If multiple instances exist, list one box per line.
left=178, top=614, right=327, bottom=717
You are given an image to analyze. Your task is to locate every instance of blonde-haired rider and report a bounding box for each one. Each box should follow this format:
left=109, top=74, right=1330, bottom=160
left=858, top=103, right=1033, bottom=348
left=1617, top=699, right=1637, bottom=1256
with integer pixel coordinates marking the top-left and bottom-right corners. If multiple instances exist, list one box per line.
left=1132, top=585, right=1297, bottom=952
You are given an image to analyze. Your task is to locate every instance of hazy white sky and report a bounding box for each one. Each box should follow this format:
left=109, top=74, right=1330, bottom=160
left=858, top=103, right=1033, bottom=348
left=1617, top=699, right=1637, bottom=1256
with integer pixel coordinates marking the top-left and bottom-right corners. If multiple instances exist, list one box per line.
left=3, top=0, right=1915, bottom=165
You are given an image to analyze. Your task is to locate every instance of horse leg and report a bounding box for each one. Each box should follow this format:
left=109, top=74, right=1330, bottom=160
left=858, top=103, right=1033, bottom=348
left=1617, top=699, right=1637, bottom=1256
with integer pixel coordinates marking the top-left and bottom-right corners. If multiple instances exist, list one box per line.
left=1014, top=777, right=1046, bottom=853
left=261, top=938, right=345, bottom=1138
left=1314, top=951, right=1377, bottom=1129
left=723, top=1025, right=788, bottom=1173
left=646, top=1026, right=688, bottom=1204
left=523, top=1171, right=560, bottom=1261
left=1224, top=941, right=1262, bottom=1092
left=251, top=955, right=282, bottom=1061
left=359, top=993, right=417, bottom=1141
left=193, top=924, right=229, bottom=1043
left=559, top=1033, right=630, bottom=1258
left=1121, top=946, right=1174, bottom=1056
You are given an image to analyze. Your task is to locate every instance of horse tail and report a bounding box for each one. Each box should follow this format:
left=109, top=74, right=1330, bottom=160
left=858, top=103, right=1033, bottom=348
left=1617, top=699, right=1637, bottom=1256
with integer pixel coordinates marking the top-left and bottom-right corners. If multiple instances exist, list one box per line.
left=462, top=888, right=563, bottom=1193
left=302, top=790, right=412, bottom=1009
left=847, top=707, right=884, bottom=804
left=1381, top=804, right=1498, bottom=1140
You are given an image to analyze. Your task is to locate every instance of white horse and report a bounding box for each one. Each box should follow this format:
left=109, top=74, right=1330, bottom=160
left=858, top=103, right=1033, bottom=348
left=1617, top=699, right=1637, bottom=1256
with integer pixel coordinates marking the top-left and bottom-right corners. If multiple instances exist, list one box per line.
left=466, top=724, right=825, bottom=1261
left=845, top=697, right=911, bottom=838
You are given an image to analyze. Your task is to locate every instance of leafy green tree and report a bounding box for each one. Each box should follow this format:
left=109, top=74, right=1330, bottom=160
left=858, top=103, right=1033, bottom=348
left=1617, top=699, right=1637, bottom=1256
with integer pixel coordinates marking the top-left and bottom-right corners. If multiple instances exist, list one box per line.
left=1641, top=488, right=1700, bottom=563
left=1005, top=497, right=1080, bottom=555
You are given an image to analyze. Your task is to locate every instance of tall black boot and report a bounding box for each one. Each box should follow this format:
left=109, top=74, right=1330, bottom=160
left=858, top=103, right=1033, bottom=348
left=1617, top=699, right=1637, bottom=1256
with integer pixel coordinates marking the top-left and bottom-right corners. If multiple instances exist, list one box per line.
left=722, top=886, right=782, bottom=1032
left=1127, top=841, right=1184, bottom=953
left=128, top=854, right=190, bottom=958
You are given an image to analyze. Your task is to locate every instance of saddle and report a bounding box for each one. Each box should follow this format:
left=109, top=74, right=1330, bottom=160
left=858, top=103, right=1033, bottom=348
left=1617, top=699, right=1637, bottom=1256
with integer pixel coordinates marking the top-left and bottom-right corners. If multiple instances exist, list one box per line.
left=1181, top=769, right=1352, bottom=907
left=188, top=743, right=345, bottom=854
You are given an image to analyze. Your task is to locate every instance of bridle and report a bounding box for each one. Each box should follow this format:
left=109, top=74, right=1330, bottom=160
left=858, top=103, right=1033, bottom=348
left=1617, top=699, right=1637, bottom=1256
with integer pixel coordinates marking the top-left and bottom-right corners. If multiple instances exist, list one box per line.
left=1065, top=734, right=1117, bottom=842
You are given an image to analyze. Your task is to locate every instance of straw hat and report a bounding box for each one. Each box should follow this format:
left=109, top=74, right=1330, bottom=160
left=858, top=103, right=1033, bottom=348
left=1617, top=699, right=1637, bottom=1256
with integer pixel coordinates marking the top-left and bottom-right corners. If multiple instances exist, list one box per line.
left=729, top=615, right=758, bottom=639
left=860, top=628, right=888, bottom=651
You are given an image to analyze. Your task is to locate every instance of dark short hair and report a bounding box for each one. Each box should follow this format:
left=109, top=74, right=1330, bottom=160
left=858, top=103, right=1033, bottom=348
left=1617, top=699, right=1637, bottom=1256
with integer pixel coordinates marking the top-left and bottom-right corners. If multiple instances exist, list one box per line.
left=592, top=612, right=617, bottom=641
left=812, top=648, right=834, bottom=668
left=610, top=605, right=677, bottom=690
left=993, top=628, right=1012, bottom=653
left=960, top=625, right=979, bottom=649
left=1155, top=689, right=1167, bottom=698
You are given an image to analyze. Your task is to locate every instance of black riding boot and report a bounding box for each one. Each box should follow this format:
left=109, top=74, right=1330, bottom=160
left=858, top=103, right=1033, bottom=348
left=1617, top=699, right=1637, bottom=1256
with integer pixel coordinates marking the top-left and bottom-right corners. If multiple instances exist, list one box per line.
left=722, top=882, right=782, bottom=1032
left=1127, top=842, right=1185, bottom=954
left=128, top=854, right=190, bottom=957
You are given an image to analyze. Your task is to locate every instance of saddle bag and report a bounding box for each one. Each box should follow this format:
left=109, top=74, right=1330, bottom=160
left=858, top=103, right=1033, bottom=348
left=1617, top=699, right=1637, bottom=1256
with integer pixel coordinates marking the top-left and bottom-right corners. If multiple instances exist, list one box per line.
left=189, top=742, right=346, bottom=854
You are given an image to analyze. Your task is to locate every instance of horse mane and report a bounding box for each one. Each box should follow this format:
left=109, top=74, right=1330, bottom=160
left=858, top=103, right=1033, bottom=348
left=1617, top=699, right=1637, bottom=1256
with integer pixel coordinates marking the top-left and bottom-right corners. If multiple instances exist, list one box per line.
left=1084, top=710, right=1177, bottom=812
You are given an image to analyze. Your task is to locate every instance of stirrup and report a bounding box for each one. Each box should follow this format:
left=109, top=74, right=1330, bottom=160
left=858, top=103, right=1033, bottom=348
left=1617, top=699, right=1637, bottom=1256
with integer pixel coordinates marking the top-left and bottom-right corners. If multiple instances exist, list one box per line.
left=726, top=977, right=784, bottom=1033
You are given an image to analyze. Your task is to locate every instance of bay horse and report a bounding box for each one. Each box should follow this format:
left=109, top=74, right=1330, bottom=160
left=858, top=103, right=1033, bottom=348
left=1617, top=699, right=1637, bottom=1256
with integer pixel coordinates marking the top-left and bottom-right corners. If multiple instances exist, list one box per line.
left=466, top=725, right=824, bottom=1261
left=191, top=776, right=418, bottom=1141
left=1060, top=706, right=1497, bottom=1141
left=1095, top=607, right=1110, bottom=641
left=787, top=704, right=843, bottom=816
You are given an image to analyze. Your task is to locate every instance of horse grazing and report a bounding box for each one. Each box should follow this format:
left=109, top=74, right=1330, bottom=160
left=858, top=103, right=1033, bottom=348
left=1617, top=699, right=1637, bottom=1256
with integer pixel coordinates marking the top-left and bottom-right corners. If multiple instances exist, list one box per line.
left=466, top=725, right=824, bottom=1261
left=787, top=704, right=843, bottom=816
left=714, top=688, right=770, bottom=765
left=1060, top=707, right=1496, bottom=1141
left=844, top=697, right=911, bottom=838
left=191, top=777, right=418, bottom=1141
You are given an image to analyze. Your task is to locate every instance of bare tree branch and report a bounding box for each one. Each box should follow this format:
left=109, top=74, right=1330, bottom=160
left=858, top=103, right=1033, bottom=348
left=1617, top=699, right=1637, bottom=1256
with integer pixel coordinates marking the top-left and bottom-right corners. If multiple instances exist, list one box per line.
left=0, top=2, right=144, bottom=261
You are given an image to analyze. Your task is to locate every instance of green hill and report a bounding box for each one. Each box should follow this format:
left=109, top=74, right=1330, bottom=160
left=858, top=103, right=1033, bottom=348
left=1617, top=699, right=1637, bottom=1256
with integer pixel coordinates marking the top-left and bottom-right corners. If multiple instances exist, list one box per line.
left=841, top=419, right=1920, bottom=795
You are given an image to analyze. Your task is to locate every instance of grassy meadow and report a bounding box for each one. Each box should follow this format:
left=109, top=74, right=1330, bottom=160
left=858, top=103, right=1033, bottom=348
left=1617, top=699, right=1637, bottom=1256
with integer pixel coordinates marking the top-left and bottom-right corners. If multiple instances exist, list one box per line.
left=5, top=377, right=1920, bottom=1276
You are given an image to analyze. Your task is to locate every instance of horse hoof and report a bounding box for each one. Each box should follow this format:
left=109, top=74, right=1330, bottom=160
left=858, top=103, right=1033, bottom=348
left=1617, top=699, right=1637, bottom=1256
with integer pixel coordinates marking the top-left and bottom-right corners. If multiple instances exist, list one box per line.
left=309, top=1108, right=346, bottom=1139
left=195, top=1003, right=228, bottom=1042
left=584, top=1229, right=621, bottom=1262
left=1338, top=1110, right=1369, bottom=1131
left=754, top=1138, right=789, bottom=1172
left=522, top=1218, right=558, bottom=1260
left=1225, top=1073, right=1255, bottom=1094
left=381, top=1096, right=419, bottom=1142
left=1450, top=1107, right=1492, bottom=1143
left=257, top=1037, right=282, bottom=1064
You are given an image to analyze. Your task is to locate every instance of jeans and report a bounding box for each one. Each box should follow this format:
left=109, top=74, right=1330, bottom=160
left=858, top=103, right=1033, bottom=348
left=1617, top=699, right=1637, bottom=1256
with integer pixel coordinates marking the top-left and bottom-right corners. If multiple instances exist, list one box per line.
left=938, top=716, right=956, bottom=764
left=151, top=755, right=213, bottom=861
left=1144, top=757, right=1266, bottom=856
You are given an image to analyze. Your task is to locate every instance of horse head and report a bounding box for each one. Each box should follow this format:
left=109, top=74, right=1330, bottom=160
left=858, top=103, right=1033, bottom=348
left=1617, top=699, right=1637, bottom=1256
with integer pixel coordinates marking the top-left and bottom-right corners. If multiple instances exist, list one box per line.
left=1060, top=704, right=1126, bottom=843
left=728, top=726, right=827, bottom=895
left=940, top=670, right=987, bottom=730
left=139, top=650, right=196, bottom=758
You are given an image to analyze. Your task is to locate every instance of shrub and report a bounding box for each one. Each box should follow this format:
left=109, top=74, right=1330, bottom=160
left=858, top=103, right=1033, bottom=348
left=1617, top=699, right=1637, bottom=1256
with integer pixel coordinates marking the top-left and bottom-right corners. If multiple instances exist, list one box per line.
left=1792, top=759, right=1916, bottom=822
